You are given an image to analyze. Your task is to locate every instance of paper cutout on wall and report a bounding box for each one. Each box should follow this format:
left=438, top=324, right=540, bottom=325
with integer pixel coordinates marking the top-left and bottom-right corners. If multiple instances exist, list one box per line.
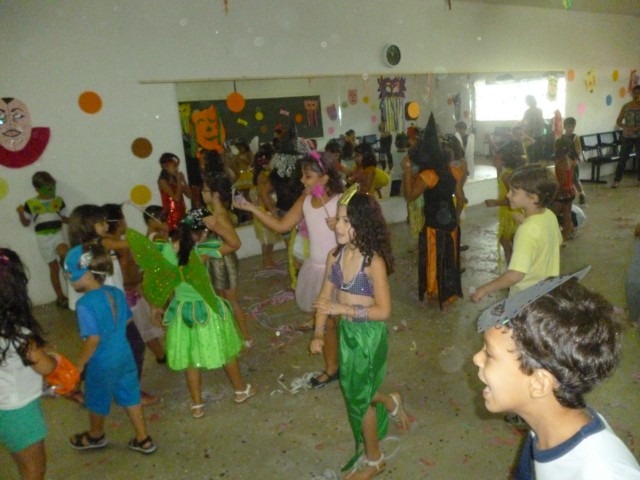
left=131, top=137, right=153, bottom=158
left=619, top=87, right=628, bottom=98
left=405, top=102, right=420, bottom=120
left=227, top=92, right=246, bottom=113
left=0, top=177, right=8, bottom=199
left=547, top=76, right=558, bottom=101
left=130, top=184, right=152, bottom=205
left=567, top=69, right=575, bottom=82
left=326, top=103, right=338, bottom=121
left=78, top=91, right=103, bottom=114
left=191, top=105, right=226, bottom=153
left=0, top=97, right=50, bottom=169
left=348, top=89, right=358, bottom=105
left=255, top=110, right=264, bottom=121
left=303, top=99, right=319, bottom=127
left=378, top=76, right=406, bottom=133
left=606, top=95, right=613, bottom=106
left=612, top=70, right=619, bottom=82
left=584, top=69, right=596, bottom=93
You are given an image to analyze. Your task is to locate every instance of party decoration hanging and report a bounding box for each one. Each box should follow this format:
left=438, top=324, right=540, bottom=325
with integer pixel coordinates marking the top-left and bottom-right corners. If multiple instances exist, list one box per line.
left=303, top=99, right=319, bottom=127
left=378, top=76, right=406, bottom=133
left=584, top=69, right=596, bottom=93
left=0, top=97, right=50, bottom=169
left=348, top=89, right=358, bottom=105
left=547, top=76, right=558, bottom=101
left=226, top=91, right=246, bottom=113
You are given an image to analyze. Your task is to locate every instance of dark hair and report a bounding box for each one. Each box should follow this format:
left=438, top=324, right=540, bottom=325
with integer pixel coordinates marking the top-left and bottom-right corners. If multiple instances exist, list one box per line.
left=345, top=129, right=355, bottom=137
left=324, top=139, right=341, bottom=155
left=509, top=165, right=558, bottom=208
left=68, top=204, right=105, bottom=246
left=441, top=134, right=465, bottom=161
left=299, top=153, right=344, bottom=196
left=159, top=152, right=179, bottom=165
left=102, top=203, right=124, bottom=235
left=506, top=279, right=622, bottom=409
left=31, top=171, right=55, bottom=189
left=497, top=141, right=526, bottom=170
left=201, top=149, right=226, bottom=177
left=143, top=205, right=166, bottom=225
left=563, top=117, right=576, bottom=128
left=455, top=121, right=468, bottom=131
left=0, top=249, right=46, bottom=366
left=340, top=193, right=394, bottom=275
left=82, top=242, right=114, bottom=283
left=633, top=85, right=640, bottom=93
left=234, top=138, right=250, bottom=152
left=341, top=141, right=355, bottom=159
left=177, top=208, right=208, bottom=266
left=554, top=137, right=574, bottom=159
left=203, top=173, right=233, bottom=209
left=394, top=133, right=409, bottom=150
left=354, top=143, right=377, bottom=168
left=252, top=144, right=275, bottom=185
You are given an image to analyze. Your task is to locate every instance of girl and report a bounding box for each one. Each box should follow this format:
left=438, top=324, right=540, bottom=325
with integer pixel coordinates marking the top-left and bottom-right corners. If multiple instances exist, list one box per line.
left=310, top=191, right=408, bottom=480
left=348, top=143, right=377, bottom=196
left=64, top=244, right=156, bottom=454
left=234, top=151, right=344, bottom=388
left=201, top=174, right=253, bottom=347
left=128, top=208, right=255, bottom=418
left=483, top=141, right=526, bottom=265
left=553, top=137, right=576, bottom=243
left=0, top=248, right=58, bottom=480
left=158, top=152, right=191, bottom=235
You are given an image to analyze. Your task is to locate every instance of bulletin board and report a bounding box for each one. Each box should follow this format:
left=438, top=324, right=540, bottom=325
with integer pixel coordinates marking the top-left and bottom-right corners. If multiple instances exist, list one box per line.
left=178, top=95, right=323, bottom=145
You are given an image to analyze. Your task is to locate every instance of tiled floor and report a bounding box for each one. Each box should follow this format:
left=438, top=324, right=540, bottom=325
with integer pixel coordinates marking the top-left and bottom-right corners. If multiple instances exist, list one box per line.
left=2, top=174, right=639, bottom=479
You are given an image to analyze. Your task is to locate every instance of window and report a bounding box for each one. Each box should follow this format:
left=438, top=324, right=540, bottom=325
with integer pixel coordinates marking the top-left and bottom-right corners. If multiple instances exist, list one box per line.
left=474, top=76, right=566, bottom=122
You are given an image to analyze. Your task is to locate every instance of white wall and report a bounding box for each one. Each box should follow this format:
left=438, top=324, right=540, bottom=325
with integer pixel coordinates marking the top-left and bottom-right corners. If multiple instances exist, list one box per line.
left=1, top=0, right=638, bottom=304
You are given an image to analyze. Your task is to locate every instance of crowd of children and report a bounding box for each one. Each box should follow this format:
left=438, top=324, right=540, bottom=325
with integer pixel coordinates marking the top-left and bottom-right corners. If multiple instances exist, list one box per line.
left=5, top=108, right=640, bottom=479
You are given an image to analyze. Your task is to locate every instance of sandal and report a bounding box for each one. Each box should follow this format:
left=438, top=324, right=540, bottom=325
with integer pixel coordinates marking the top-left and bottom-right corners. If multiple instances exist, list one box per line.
left=389, top=393, right=409, bottom=431
left=56, top=296, right=69, bottom=309
left=190, top=403, right=205, bottom=418
left=234, top=383, right=256, bottom=403
left=69, top=431, right=107, bottom=450
left=345, top=454, right=386, bottom=480
left=310, top=370, right=339, bottom=389
left=127, top=435, right=157, bottom=454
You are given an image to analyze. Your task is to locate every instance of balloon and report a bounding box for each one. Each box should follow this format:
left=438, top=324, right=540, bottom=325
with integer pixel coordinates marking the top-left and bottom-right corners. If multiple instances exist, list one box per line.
left=45, top=354, right=80, bottom=395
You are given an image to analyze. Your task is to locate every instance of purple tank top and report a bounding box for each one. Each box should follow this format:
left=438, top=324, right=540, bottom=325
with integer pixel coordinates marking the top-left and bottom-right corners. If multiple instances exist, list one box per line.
left=328, top=248, right=374, bottom=297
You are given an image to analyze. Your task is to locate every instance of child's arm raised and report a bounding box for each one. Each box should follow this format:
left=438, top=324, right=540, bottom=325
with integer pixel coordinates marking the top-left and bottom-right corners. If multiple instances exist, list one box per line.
left=234, top=193, right=305, bottom=234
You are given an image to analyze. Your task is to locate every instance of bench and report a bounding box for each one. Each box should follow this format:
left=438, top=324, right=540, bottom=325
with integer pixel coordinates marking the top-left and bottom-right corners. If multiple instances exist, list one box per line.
left=579, top=131, right=637, bottom=184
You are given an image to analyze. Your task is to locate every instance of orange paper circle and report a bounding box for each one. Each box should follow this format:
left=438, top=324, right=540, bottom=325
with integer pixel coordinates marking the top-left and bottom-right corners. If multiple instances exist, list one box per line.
left=0, top=177, right=8, bottom=200
left=78, top=91, right=102, bottom=114
left=130, top=185, right=152, bottom=205
left=259, top=125, right=269, bottom=134
left=567, top=69, right=575, bottom=82
left=620, top=87, right=628, bottom=98
left=406, top=101, right=420, bottom=120
left=295, top=113, right=303, bottom=124
left=226, top=92, right=246, bottom=113
left=131, top=137, right=153, bottom=158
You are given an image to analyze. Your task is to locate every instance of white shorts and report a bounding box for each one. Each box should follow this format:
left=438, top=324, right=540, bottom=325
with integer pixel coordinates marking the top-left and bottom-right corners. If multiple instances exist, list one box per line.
left=35, top=230, right=67, bottom=264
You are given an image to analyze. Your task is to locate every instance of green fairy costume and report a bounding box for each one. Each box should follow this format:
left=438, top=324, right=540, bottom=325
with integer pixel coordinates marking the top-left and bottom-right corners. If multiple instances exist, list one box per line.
left=125, top=228, right=242, bottom=371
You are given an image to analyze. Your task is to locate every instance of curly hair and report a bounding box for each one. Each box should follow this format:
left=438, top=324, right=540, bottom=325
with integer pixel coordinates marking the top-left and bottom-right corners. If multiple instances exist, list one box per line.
left=497, top=141, right=526, bottom=170
left=506, top=279, right=622, bottom=409
left=68, top=204, right=105, bottom=246
left=340, top=193, right=394, bottom=274
left=0, top=248, right=46, bottom=366
left=299, top=152, right=344, bottom=196
left=509, top=165, right=558, bottom=208
left=354, top=143, right=377, bottom=169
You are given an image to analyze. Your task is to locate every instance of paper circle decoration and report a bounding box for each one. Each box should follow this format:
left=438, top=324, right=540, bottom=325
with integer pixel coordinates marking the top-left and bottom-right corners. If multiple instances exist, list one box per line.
left=131, top=137, right=153, bottom=158
left=612, top=70, right=619, bottom=81
left=255, top=111, right=264, bottom=121
left=328, top=127, right=335, bottom=135
left=405, top=101, right=420, bottom=120
left=130, top=185, right=152, bottom=205
left=0, top=177, right=8, bottom=199
left=567, top=69, right=575, bottom=82
left=341, top=101, right=348, bottom=109
left=226, top=92, right=246, bottom=113
left=259, top=125, right=269, bottom=134
left=577, top=102, right=586, bottom=115
left=620, top=87, right=627, bottom=98
left=295, top=113, right=303, bottom=124
left=371, top=115, right=377, bottom=124
left=78, top=91, right=102, bottom=114
left=606, top=94, right=612, bottom=106
left=363, top=96, right=370, bottom=104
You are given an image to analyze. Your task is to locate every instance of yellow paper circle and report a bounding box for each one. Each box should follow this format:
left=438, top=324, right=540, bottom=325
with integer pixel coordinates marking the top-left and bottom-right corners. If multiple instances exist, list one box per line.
left=78, top=91, right=103, bottom=114
left=0, top=177, right=8, bottom=200
left=131, top=137, right=153, bottom=158
left=130, top=185, right=152, bottom=205
left=255, top=111, right=264, bottom=121
left=612, top=70, right=619, bottom=81
left=363, top=96, right=369, bottom=104
left=406, top=101, right=420, bottom=120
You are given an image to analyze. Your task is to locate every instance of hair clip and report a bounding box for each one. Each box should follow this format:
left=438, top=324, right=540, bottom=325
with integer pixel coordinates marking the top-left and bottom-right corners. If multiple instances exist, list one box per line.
left=476, top=266, right=591, bottom=332
left=339, top=183, right=359, bottom=206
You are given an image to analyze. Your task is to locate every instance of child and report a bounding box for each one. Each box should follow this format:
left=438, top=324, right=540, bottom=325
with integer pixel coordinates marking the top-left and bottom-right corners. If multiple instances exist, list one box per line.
left=201, top=174, right=253, bottom=347
left=310, top=190, right=408, bottom=479
left=234, top=151, right=344, bottom=388
left=473, top=276, right=640, bottom=479
left=552, top=138, right=576, bottom=243
left=142, top=205, right=169, bottom=242
left=626, top=223, right=640, bottom=324
left=64, top=243, right=156, bottom=454
left=126, top=208, right=255, bottom=418
left=484, top=142, right=526, bottom=265
left=472, top=165, right=561, bottom=301
left=562, top=117, right=586, bottom=204
left=0, top=248, right=58, bottom=479
left=158, top=152, right=191, bottom=236
left=16, top=171, right=69, bottom=308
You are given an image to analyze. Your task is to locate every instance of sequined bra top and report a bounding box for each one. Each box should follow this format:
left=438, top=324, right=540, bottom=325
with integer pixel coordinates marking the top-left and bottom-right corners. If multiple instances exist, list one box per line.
left=328, top=248, right=374, bottom=297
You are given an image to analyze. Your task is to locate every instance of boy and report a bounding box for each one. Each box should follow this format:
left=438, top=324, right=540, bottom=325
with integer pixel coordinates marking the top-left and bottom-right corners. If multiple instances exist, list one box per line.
left=562, top=117, right=586, bottom=204
left=612, top=84, right=640, bottom=188
left=64, top=244, right=156, bottom=454
left=473, top=276, right=640, bottom=479
left=16, top=171, right=69, bottom=308
left=472, top=165, right=562, bottom=301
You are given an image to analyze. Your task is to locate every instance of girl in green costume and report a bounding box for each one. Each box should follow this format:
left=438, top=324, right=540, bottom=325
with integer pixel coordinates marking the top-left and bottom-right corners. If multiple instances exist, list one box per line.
left=309, top=188, right=409, bottom=480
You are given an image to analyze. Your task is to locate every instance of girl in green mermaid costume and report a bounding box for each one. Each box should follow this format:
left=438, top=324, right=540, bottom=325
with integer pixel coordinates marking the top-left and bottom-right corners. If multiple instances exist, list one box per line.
left=309, top=187, right=409, bottom=479
left=126, top=208, right=255, bottom=419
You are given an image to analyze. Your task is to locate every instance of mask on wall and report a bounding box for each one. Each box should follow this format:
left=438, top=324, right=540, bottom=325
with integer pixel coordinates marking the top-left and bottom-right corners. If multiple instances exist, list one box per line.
left=0, top=97, right=50, bottom=168
left=326, top=103, right=338, bottom=121
left=304, top=99, right=319, bottom=127
left=584, top=69, right=596, bottom=94
left=547, top=76, right=558, bottom=101
left=191, top=105, right=226, bottom=153
left=348, top=89, right=358, bottom=105
left=378, top=77, right=406, bottom=133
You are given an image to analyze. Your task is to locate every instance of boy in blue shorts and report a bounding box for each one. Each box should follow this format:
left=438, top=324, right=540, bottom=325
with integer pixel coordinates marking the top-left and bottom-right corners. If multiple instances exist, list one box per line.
left=473, top=273, right=640, bottom=479
left=64, top=244, right=156, bottom=454
left=16, top=171, right=69, bottom=307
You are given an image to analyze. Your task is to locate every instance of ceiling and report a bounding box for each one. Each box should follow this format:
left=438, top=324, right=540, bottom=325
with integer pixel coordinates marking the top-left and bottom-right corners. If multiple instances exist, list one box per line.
left=457, top=0, right=640, bottom=16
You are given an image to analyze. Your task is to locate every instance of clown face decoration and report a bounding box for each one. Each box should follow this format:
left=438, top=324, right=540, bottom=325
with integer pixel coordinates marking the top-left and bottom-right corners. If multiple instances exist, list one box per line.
left=0, top=97, right=50, bottom=168
left=191, top=105, right=226, bottom=153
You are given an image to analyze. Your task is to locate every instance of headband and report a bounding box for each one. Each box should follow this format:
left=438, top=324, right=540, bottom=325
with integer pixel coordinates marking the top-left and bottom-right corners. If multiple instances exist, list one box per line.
left=339, top=183, right=359, bottom=206
left=308, top=151, right=325, bottom=173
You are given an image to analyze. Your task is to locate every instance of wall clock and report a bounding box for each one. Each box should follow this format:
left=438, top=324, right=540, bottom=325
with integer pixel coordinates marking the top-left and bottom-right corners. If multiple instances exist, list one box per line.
left=384, top=44, right=401, bottom=67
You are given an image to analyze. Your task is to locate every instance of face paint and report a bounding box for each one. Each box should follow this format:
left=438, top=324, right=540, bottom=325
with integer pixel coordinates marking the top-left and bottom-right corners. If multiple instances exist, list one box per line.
left=0, top=98, right=33, bottom=152
left=39, top=185, right=56, bottom=197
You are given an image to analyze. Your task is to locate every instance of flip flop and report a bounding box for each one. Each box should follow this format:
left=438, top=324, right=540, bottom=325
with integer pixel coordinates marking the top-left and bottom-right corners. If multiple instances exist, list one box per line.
left=310, top=370, right=339, bottom=389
